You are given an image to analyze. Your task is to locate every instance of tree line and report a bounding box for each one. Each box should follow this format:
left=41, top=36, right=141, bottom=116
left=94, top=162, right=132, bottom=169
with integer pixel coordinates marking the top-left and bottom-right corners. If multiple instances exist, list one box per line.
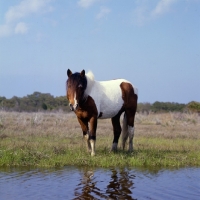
left=137, top=101, right=200, bottom=113
left=0, top=92, right=70, bottom=112
left=0, top=92, right=200, bottom=113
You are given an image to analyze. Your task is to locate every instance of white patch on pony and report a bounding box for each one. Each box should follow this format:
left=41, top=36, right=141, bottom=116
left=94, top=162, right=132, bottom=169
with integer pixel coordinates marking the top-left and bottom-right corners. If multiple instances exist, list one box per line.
left=128, top=126, right=134, bottom=151
left=73, top=92, right=78, bottom=109
left=128, top=126, right=134, bottom=137
left=85, top=71, right=95, bottom=98
left=90, top=139, right=96, bottom=156
left=85, top=71, right=138, bottom=119
left=84, top=133, right=91, bottom=152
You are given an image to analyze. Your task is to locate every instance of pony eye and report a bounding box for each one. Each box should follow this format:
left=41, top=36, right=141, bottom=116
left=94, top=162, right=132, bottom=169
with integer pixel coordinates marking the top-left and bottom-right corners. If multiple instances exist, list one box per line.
left=78, top=84, right=83, bottom=88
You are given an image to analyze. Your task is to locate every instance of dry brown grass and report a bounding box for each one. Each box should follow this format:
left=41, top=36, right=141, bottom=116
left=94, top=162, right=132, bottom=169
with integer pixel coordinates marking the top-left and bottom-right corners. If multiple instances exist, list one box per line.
left=0, top=111, right=199, bottom=142
left=135, top=112, right=200, bottom=139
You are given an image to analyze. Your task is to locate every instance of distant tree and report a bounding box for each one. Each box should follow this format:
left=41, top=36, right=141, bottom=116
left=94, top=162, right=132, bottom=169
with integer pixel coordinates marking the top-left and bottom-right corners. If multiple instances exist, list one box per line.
left=187, top=101, right=200, bottom=113
left=151, top=101, right=185, bottom=112
left=42, top=103, right=48, bottom=110
left=0, top=96, right=6, bottom=110
left=1, top=92, right=192, bottom=113
left=0, top=92, right=68, bottom=112
left=55, top=96, right=70, bottom=111
left=27, top=92, right=42, bottom=107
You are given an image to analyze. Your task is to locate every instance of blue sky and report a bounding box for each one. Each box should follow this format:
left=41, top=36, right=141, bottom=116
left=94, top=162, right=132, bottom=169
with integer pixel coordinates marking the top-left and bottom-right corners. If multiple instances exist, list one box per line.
left=0, top=0, right=200, bottom=103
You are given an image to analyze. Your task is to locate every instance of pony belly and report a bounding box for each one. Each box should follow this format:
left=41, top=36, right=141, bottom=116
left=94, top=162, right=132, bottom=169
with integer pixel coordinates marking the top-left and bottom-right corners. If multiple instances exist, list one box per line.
left=98, top=98, right=124, bottom=119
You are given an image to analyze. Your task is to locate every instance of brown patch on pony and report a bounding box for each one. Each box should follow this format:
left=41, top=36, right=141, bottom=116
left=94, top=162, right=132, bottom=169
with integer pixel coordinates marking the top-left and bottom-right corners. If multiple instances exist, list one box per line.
left=120, top=82, right=137, bottom=107
left=75, top=95, right=98, bottom=140
left=75, top=96, right=98, bottom=119
left=120, top=82, right=138, bottom=126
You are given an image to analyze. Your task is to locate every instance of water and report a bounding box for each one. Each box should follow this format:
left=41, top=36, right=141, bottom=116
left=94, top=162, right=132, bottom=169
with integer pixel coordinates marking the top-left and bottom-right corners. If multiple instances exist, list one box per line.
left=0, top=166, right=199, bottom=200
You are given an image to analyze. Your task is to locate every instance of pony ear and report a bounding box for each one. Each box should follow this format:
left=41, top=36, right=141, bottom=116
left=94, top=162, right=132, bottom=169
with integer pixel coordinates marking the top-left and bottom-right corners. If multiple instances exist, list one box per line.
left=80, top=70, right=85, bottom=77
left=67, top=69, right=72, bottom=77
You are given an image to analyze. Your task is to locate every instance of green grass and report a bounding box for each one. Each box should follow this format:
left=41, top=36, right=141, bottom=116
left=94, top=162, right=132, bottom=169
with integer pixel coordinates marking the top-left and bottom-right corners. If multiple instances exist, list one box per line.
left=0, top=111, right=200, bottom=168
left=0, top=135, right=199, bottom=168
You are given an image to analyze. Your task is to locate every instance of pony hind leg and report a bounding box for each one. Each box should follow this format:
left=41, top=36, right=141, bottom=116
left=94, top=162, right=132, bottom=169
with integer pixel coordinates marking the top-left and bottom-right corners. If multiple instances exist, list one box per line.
left=111, top=114, right=122, bottom=151
left=122, top=114, right=135, bottom=152
left=121, top=113, right=128, bottom=150
left=125, top=109, right=136, bottom=152
left=128, top=125, right=134, bottom=152
left=120, top=82, right=137, bottom=151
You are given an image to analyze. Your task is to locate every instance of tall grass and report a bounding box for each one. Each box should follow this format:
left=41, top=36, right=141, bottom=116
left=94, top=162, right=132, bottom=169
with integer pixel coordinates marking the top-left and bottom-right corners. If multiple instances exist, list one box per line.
left=0, top=111, right=199, bottom=168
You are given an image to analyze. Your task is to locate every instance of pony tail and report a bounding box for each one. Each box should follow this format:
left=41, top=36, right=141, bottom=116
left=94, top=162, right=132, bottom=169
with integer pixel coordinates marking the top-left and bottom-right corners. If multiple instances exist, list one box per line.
left=121, top=113, right=128, bottom=150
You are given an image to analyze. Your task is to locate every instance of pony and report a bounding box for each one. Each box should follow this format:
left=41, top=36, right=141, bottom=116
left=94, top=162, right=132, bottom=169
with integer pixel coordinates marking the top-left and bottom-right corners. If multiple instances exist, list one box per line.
left=66, top=69, right=138, bottom=156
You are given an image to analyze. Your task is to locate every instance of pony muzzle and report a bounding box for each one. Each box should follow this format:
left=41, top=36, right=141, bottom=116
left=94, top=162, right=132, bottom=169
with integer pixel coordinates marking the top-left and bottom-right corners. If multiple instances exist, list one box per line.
left=69, top=103, right=79, bottom=111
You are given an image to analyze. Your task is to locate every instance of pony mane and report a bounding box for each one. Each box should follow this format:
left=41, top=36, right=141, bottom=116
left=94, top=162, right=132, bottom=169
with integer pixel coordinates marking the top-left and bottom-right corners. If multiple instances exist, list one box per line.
left=86, top=71, right=94, bottom=81
left=85, top=71, right=95, bottom=97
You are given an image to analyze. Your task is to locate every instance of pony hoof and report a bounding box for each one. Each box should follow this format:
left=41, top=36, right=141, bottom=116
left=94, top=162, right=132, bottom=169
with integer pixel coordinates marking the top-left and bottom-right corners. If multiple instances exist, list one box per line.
left=111, top=143, right=118, bottom=152
left=91, top=152, right=95, bottom=156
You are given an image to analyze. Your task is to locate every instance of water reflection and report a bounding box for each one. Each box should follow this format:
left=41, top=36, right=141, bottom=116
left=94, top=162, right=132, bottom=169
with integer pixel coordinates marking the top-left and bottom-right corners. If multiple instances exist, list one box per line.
left=106, top=168, right=135, bottom=200
left=0, top=166, right=199, bottom=200
left=74, top=170, right=106, bottom=199
left=74, top=168, right=136, bottom=199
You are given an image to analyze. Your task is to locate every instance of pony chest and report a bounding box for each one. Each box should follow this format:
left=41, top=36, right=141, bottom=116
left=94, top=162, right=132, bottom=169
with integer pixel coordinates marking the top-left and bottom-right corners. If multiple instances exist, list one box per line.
left=75, top=96, right=98, bottom=119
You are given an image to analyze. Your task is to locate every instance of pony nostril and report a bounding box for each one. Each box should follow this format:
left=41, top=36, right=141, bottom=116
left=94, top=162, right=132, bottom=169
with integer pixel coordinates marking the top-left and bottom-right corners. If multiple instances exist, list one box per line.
left=69, top=104, right=73, bottom=111
left=69, top=103, right=79, bottom=111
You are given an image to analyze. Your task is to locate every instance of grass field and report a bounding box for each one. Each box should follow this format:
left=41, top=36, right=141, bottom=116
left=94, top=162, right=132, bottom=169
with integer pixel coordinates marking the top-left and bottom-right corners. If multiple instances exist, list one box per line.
left=0, top=111, right=199, bottom=168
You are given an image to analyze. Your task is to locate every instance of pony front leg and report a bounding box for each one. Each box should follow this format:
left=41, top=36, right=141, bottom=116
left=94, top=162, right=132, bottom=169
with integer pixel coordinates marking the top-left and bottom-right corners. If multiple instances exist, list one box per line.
left=83, top=132, right=91, bottom=152
left=89, top=117, right=97, bottom=156
left=89, top=139, right=96, bottom=156
left=77, top=118, right=91, bottom=152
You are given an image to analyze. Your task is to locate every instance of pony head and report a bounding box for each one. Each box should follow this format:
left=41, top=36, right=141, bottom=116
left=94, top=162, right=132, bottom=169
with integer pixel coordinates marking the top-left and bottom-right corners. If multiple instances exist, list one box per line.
left=66, top=69, right=87, bottom=111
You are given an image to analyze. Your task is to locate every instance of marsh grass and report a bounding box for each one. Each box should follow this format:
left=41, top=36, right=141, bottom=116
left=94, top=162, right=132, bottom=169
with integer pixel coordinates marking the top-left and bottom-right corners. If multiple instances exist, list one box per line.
left=0, top=111, right=199, bottom=168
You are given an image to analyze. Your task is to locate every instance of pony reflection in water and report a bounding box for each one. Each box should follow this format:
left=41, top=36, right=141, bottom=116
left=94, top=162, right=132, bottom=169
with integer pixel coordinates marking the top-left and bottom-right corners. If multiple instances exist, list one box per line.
left=66, top=69, right=138, bottom=156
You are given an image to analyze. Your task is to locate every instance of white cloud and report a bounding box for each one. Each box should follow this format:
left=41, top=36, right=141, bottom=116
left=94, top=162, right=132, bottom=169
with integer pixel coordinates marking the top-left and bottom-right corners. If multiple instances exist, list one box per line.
left=96, top=7, right=111, bottom=19
left=0, top=0, right=52, bottom=37
left=133, top=0, right=178, bottom=26
left=77, top=0, right=99, bottom=8
left=5, top=0, right=52, bottom=23
left=15, top=22, right=28, bottom=34
left=151, top=0, right=178, bottom=17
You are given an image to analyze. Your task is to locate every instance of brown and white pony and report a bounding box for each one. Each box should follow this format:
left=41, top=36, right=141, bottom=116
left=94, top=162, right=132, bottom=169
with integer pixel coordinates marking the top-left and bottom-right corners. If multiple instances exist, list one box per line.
left=66, top=69, right=138, bottom=156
